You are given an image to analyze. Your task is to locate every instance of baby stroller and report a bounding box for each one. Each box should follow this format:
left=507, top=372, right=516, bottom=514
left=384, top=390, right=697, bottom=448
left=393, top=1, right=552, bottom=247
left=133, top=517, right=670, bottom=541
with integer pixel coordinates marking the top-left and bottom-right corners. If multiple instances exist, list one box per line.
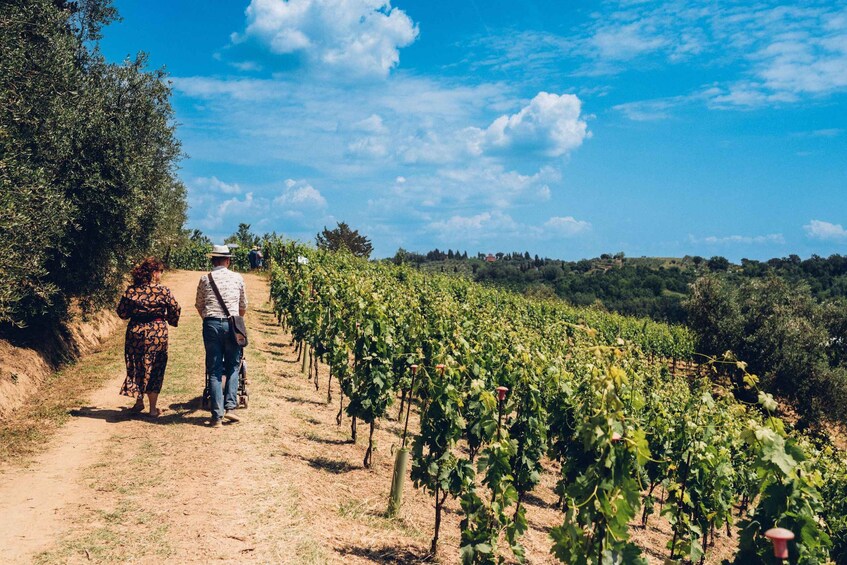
left=202, top=357, right=249, bottom=410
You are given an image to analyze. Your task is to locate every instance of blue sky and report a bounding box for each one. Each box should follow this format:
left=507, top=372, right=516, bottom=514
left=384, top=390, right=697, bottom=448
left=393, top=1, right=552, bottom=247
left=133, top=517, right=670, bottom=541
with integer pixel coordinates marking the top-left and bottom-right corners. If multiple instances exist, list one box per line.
left=100, top=0, right=847, bottom=260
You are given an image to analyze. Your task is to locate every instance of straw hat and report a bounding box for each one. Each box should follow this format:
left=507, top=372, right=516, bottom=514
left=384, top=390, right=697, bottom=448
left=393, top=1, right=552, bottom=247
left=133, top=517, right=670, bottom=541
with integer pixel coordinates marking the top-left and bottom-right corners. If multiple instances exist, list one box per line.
left=207, top=244, right=232, bottom=258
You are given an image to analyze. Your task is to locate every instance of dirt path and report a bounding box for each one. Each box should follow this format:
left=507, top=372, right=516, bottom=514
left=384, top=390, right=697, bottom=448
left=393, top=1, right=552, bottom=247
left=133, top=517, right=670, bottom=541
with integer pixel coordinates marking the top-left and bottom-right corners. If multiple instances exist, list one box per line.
left=0, top=270, right=735, bottom=564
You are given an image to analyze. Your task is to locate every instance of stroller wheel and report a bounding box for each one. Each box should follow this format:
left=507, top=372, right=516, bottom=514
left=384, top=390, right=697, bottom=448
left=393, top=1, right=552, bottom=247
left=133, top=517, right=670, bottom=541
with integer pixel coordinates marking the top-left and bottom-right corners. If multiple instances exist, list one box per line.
left=239, top=395, right=249, bottom=408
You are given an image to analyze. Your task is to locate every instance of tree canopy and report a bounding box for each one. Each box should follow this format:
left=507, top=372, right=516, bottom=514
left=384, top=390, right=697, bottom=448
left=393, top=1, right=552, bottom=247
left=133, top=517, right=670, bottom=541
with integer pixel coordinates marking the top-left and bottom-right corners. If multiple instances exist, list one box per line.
left=315, top=222, right=373, bottom=258
left=0, top=0, right=186, bottom=331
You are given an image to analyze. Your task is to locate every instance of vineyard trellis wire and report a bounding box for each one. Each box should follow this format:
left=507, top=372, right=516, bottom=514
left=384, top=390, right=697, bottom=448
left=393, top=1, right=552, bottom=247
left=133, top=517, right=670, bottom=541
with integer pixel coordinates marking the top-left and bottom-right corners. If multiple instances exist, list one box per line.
left=262, top=237, right=846, bottom=564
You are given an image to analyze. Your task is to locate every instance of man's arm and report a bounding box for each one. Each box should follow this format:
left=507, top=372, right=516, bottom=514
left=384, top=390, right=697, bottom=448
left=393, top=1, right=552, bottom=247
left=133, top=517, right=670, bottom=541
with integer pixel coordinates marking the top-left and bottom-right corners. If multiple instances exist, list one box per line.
left=238, top=280, right=247, bottom=317
left=195, top=278, right=206, bottom=317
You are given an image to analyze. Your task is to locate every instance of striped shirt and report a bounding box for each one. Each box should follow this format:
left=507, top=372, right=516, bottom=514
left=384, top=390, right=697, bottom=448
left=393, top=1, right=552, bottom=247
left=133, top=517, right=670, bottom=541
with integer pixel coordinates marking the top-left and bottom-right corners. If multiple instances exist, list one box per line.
left=195, top=267, right=248, bottom=319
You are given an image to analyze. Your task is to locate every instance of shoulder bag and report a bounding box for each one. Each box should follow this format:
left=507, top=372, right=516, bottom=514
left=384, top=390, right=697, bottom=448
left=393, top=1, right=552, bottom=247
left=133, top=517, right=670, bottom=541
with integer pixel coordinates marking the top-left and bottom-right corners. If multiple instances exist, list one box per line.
left=207, top=272, right=248, bottom=348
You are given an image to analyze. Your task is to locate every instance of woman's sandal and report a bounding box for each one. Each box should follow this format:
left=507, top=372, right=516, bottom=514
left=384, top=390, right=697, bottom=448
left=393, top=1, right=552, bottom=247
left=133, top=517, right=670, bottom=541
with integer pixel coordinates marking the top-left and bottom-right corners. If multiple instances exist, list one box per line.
left=147, top=408, right=163, bottom=419
left=129, top=401, right=145, bottom=413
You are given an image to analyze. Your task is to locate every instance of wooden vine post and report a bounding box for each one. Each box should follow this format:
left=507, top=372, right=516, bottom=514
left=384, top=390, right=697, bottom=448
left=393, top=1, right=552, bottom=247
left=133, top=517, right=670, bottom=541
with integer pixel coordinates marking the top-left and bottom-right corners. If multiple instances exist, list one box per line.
left=388, top=364, right=418, bottom=517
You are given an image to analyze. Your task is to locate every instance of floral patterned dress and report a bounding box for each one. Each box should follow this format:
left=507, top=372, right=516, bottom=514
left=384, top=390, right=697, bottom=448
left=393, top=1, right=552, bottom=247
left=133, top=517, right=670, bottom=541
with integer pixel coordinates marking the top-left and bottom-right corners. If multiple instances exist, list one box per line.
left=116, top=283, right=181, bottom=398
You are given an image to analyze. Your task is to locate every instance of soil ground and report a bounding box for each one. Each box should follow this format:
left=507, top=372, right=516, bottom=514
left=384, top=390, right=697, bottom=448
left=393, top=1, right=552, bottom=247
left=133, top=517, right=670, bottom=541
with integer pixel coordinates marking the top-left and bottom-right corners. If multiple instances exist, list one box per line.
left=0, top=270, right=736, bottom=564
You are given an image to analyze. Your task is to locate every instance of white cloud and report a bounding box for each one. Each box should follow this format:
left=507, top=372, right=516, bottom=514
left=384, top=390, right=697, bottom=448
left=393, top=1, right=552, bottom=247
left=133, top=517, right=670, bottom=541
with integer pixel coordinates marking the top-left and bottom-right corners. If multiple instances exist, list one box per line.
left=171, top=77, right=286, bottom=101
left=613, top=96, right=690, bottom=121
left=192, top=176, right=243, bottom=195
left=471, top=92, right=589, bottom=158
left=194, top=183, right=332, bottom=242
left=543, top=216, right=592, bottom=236
left=274, top=179, right=327, bottom=208
left=426, top=211, right=591, bottom=244
left=346, top=136, right=388, bottom=159
left=689, top=233, right=786, bottom=245
left=233, top=0, right=419, bottom=78
left=426, top=211, right=520, bottom=244
left=469, top=3, right=847, bottom=109
left=172, top=77, right=587, bottom=249
left=199, top=192, right=263, bottom=230
left=231, top=61, right=263, bottom=72
left=351, top=114, right=387, bottom=133
left=804, top=219, right=847, bottom=241
left=589, top=20, right=670, bottom=61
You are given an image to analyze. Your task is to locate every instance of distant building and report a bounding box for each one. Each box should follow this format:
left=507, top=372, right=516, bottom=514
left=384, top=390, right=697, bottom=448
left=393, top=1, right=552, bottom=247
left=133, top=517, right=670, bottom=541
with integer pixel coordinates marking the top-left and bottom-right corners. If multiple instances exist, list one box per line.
left=485, top=254, right=496, bottom=262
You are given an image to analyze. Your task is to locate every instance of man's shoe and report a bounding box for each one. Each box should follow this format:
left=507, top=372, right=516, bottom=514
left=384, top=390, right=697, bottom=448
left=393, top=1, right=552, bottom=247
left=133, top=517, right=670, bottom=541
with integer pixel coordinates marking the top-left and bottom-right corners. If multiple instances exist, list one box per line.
left=210, top=419, right=223, bottom=428
left=223, top=411, right=241, bottom=423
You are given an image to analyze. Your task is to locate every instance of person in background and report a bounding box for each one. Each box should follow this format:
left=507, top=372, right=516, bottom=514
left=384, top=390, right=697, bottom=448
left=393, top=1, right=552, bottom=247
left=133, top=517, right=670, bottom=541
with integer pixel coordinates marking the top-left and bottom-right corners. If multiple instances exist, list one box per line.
left=256, top=247, right=264, bottom=269
left=117, top=257, right=181, bottom=418
left=248, top=247, right=259, bottom=270
left=195, top=245, right=248, bottom=428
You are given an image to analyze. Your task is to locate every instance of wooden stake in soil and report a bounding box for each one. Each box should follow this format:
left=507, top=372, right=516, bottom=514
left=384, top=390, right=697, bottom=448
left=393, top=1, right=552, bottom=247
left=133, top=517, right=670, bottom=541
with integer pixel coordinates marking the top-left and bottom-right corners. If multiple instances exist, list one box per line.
left=387, top=446, right=409, bottom=517
left=300, top=344, right=309, bottom=374
left=387, top=364, right=418, bottom=516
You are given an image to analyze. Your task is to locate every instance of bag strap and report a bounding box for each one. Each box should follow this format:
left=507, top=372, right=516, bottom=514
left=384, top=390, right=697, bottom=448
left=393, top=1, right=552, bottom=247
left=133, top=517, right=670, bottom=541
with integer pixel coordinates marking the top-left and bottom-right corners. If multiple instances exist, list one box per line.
left=207, top=272, right=231, bottom=317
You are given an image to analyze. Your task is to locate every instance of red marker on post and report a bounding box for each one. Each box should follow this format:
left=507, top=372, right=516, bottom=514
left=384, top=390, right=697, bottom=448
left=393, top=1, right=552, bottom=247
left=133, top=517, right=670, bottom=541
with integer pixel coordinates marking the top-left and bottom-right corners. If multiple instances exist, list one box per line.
left=765, top=528, right=794, bottom=560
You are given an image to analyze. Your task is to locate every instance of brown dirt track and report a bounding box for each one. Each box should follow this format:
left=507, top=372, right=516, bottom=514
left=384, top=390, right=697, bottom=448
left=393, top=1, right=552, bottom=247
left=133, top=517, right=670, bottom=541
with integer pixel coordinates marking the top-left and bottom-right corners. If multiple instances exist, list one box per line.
left=0, top=270, right=736, bottom=564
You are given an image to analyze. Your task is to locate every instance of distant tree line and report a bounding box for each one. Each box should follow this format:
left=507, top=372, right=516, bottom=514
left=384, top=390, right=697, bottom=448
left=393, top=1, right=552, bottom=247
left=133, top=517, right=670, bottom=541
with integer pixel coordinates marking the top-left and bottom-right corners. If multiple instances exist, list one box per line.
left=0, top=0, right=186, bottom=335
left=392, top=249, right=847, bottom=324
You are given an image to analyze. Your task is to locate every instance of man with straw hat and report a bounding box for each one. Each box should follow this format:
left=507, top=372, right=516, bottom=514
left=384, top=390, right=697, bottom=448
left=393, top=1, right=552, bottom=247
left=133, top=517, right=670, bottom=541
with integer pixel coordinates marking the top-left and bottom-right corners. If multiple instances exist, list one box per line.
left=195, top=245, right=248, bottom=428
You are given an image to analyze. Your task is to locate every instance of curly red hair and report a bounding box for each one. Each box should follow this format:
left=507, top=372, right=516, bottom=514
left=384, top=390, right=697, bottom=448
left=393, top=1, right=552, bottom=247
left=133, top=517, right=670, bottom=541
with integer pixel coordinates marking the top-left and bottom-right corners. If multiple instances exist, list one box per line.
left=131, top=257, right=165, bottom=285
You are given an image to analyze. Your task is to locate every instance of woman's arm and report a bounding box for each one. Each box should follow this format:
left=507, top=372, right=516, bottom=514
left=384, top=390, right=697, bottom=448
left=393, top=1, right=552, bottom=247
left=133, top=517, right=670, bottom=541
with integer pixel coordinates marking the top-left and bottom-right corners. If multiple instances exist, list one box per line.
left=166, top=288, right=181, bottom=327
left=116, top=293, right=133, bottom=320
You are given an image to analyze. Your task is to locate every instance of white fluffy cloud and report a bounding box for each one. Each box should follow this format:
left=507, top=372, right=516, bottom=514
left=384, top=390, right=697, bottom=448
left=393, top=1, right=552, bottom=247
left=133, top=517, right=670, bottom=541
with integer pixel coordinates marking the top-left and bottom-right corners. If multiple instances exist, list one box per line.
left=471, top=92, right=589, bottom=158
left=192, top=176, right=242, bottom=194
left=804, top=219, right=847, bottom=241
left=195, top=181, right=331, bottom=240
left=589, top=20, right=670, bottom=61
left=544, top=216, right=592, bottom=236
left=199, top=192, right=264, bottom=231
left=428, top=211, right=519, bottom=242
left=425, top=211, right=591, bottom=245
left=274, top=179, right=327, bottom=208
left=234, top=0, right=419, bottom=78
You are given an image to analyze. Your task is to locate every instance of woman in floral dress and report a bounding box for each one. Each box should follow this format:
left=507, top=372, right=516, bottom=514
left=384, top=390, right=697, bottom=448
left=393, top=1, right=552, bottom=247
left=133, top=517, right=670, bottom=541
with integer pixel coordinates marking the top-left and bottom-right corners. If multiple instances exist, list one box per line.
left=117, top=257, right=181, bottom=417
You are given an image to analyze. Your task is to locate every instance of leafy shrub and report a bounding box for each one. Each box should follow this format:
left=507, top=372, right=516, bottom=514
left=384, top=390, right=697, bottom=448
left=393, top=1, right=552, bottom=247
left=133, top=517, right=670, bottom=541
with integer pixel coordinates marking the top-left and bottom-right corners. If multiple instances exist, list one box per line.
left=0, top=0, right=186, bottom=331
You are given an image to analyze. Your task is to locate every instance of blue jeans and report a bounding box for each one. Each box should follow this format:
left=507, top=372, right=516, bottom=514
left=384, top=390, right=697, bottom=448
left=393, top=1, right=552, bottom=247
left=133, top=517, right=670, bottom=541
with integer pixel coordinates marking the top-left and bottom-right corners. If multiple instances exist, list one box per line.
left=202, top=318, right=242, bottom=420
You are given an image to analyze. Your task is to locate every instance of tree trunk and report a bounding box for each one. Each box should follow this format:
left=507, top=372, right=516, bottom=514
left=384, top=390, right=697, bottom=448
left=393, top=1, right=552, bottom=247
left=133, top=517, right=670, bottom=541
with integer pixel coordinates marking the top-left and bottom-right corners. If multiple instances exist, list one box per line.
left=363, top=420, right=375, bottom=468
left=514, top=491, right=524, bottom=523
left=336, top=393, right=344, bottom=426
left=431, top=487, right=444, bottom=555
left=351, top=416, right=357, bottom=442
left=313, top=353, right=319, bottom=391
left=397, top=388, right=407, bottom=420
left=327, top=370, right=333, bottom=404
